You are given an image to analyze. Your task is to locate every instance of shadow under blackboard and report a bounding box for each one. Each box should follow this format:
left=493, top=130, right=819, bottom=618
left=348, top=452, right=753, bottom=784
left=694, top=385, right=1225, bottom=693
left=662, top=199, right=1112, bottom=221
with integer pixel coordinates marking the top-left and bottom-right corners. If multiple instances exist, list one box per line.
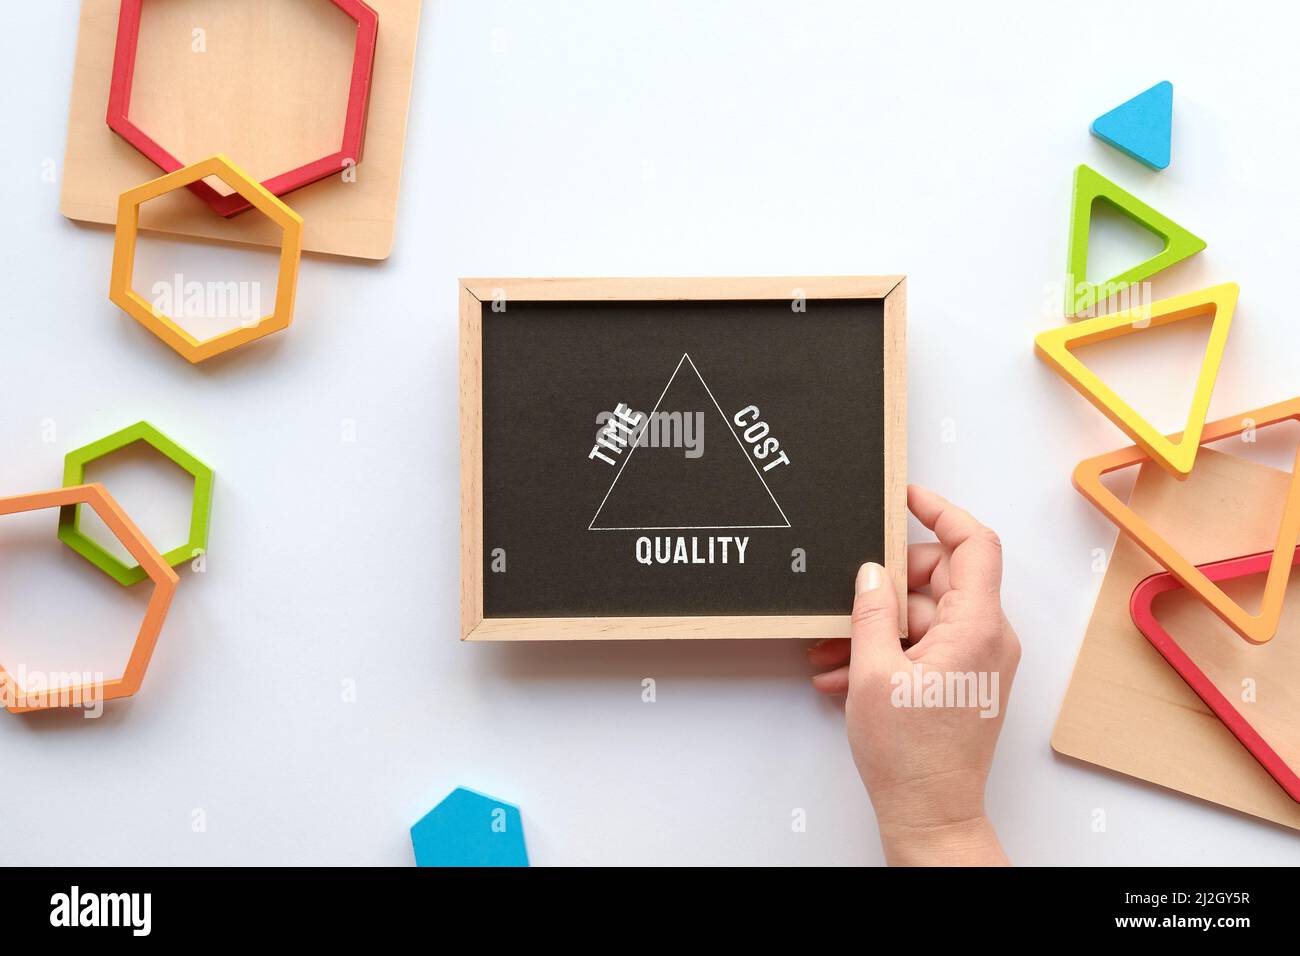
left=461, top=637, right=827, bottom=688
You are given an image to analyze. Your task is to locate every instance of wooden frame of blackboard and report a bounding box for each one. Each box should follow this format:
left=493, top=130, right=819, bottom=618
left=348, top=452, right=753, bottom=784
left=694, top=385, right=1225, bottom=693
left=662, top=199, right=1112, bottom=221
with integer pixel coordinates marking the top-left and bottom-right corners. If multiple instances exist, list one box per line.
left=459, top=276, right=907, bottom=641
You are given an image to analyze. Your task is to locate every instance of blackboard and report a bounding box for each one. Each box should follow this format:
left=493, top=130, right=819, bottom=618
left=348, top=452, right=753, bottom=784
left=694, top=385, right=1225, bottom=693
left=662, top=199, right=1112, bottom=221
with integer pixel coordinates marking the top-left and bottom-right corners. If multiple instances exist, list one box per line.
left=459, top=277, right=906, bottom=640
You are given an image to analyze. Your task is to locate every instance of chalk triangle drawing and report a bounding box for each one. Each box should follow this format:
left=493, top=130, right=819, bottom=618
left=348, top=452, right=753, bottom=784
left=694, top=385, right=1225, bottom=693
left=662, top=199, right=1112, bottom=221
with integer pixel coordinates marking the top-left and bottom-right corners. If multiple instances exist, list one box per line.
left=1131, top=547, right=1300, bottom=802
left=1036, top=282, right=1237, bottom=478
left=1072, top=397, right=1300, bottom=645
left=589, top=353, right=790, bottom=531
left=1091, top=81, right=1173, bottom=171
left=1065, top=164, right=1206, bottom=317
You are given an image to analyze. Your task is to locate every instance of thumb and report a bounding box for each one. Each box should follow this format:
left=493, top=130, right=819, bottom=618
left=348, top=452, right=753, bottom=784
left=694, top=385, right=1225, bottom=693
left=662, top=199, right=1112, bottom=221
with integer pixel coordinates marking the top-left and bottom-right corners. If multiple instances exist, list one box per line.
left=850, top=562, right=905, bottom=672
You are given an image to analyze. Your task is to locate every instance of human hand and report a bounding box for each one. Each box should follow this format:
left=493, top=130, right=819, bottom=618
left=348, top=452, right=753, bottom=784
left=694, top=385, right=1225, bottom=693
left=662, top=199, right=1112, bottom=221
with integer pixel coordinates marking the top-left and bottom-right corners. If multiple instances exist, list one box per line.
left=808, top=485, right=1020, bottom=865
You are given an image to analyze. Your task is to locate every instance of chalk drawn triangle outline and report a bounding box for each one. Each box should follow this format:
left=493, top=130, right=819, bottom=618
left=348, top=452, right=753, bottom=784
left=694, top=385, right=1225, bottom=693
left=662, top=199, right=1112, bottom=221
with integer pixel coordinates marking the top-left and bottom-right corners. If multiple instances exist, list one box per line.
left=588, top=353, right=791, bottom=531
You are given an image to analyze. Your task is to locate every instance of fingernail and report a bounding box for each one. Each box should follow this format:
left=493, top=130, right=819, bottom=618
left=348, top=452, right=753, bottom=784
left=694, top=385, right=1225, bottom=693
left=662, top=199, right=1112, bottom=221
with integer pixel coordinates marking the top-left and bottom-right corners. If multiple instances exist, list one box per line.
left=856, top=562, right=883, bottom=594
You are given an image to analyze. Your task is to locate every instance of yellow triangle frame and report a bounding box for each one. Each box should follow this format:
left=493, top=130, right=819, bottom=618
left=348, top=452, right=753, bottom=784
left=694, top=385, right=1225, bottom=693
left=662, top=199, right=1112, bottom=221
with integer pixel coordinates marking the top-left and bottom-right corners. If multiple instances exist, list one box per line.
left=1035, top=283, right=1237, bottom=479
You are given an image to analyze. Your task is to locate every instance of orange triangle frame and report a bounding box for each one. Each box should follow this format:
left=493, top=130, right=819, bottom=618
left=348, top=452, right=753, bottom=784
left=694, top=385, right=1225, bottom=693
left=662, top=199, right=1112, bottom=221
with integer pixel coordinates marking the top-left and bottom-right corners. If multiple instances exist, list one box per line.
left=1073, top=397, right=1300, bottom=644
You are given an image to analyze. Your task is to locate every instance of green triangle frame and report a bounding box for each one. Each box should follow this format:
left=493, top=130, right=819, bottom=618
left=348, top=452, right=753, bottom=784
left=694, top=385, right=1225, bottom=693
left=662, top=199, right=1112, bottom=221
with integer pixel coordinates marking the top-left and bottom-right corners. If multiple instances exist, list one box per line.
left=1065, top=164, right=1206, bottom=317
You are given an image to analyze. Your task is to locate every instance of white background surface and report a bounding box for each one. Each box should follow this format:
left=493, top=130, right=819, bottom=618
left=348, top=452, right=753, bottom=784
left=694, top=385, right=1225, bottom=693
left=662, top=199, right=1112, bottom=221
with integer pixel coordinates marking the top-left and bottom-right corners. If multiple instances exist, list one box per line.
left=2, top=0, right=1299, bottom=866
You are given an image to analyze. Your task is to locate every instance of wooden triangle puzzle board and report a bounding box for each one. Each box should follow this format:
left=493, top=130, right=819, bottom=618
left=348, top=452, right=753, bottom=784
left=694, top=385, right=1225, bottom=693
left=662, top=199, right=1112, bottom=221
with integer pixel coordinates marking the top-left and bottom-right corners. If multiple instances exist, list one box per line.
left=1053, top=448, right=1300, bottom=829
left=1131, top=548, right=1300, bottom=803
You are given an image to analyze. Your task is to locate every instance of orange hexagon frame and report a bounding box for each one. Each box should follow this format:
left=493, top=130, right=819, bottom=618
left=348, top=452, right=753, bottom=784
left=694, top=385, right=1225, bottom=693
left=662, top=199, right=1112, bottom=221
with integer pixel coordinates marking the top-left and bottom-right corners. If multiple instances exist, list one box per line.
left=0, top=484, right=179, bottom=714
left=109, top=154, right=304, bottom=364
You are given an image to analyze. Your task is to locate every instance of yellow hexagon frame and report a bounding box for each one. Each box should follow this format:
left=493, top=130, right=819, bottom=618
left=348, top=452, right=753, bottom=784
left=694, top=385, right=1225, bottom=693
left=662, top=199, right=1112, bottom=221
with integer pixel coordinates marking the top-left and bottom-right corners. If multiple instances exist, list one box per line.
left=109, top=154, right=304, bottom=364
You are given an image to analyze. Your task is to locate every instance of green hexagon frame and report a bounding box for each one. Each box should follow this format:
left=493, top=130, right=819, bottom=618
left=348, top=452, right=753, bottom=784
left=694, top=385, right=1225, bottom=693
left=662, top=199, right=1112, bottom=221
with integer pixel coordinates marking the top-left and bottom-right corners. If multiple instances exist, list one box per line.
left=58, top=422, right=214, bottom=586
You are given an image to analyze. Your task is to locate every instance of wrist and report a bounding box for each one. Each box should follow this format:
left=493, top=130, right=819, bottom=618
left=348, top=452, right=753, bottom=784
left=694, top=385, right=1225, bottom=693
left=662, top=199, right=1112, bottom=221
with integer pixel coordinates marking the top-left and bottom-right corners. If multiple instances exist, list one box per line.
left=878, top=813, right=1008, bottom=866
left=867, top=769, right=1008, bottom=866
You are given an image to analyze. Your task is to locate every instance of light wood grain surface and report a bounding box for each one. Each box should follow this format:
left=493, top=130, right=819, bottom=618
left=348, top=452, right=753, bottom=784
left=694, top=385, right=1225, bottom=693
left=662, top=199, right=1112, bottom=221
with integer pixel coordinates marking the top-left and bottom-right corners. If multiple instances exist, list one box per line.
left=1053, top=448, right=1300, bottom=828
left=60, top=0, right=421, bottom=260
left=883, top=278, right=907, bottom=627
left=460, top=275, right=905, bottom=302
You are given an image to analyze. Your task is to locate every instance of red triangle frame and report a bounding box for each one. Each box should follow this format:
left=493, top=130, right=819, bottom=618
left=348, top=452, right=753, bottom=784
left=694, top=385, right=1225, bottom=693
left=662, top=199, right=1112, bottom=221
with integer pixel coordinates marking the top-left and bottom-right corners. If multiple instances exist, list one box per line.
left=1131, top=548, right=1300, bottom=803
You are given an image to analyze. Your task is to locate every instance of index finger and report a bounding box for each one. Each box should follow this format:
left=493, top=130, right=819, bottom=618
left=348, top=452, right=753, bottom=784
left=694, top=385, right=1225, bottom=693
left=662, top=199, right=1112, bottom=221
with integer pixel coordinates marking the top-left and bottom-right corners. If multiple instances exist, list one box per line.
left=907, top=485, right=1003, bottom=594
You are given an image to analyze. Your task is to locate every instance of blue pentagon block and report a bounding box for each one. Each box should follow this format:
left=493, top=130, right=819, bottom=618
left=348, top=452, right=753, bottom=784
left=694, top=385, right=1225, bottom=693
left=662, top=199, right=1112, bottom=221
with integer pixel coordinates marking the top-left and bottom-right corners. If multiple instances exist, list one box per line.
left=1090, top=81, right=1173, bottom=170
left=410, top=787, right=529, bottom=867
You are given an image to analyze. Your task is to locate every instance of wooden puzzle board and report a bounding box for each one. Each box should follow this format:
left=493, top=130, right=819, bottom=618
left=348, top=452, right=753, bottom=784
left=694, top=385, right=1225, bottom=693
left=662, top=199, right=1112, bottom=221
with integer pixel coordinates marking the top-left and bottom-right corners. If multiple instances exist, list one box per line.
left=1053, top=448, right=1300, bottom=829
left=59, top=0, right=422, bottom=260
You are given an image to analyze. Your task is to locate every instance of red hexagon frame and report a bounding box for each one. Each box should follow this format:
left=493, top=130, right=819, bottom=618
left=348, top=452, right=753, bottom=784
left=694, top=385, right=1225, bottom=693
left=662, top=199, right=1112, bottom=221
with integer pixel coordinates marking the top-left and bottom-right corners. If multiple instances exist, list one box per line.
left=106, top=0, right=379, bottom=218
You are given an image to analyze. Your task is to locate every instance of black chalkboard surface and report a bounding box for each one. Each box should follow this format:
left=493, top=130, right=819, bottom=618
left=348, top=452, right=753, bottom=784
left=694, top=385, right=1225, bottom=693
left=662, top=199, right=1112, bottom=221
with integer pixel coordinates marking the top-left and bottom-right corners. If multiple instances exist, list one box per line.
left=459, top=278, right=906, bottom=640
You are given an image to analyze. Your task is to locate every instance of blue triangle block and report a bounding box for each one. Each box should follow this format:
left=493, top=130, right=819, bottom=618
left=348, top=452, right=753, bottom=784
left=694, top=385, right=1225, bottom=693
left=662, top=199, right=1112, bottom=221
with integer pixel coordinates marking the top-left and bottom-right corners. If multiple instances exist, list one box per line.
left=1091, top=81, right=1173, bottom=170
left=410, top=787, right=530, bottom=867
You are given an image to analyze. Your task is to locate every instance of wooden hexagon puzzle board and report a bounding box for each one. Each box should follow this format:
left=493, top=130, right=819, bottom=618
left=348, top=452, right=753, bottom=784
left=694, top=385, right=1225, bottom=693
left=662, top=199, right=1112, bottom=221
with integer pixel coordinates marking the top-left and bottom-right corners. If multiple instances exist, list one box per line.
left=1053, top=447, right=1300, bottom=829
left=59, top=0, right=422, bottom=260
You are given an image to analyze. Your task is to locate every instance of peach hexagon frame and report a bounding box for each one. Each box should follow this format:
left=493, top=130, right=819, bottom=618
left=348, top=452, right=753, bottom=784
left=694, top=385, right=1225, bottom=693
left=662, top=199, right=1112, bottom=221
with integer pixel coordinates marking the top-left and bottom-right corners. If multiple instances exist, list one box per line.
left=106, top=0, right=380, bottom=218
left=0, top=484, right=179, bottom=714
left=110, top=154, right=304, bottom=364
